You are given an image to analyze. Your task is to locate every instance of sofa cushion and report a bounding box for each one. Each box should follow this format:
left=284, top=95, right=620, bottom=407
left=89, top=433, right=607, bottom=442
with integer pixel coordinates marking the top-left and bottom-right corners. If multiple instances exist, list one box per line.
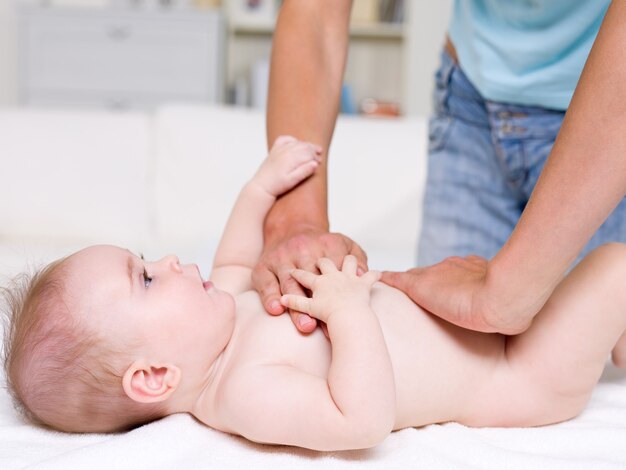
left=154, top=105, right=427, bottom=271
left=0, top=108, right=152, bottom=245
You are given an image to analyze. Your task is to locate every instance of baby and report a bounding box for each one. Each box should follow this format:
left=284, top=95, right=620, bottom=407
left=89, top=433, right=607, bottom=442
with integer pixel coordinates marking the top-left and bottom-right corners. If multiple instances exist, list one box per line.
left=4, top=135, right=626, bottom=451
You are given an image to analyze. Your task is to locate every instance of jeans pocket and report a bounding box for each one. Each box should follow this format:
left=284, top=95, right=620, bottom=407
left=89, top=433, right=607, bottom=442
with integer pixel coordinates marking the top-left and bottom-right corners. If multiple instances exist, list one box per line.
left=428, top=115, right=453, bottom=153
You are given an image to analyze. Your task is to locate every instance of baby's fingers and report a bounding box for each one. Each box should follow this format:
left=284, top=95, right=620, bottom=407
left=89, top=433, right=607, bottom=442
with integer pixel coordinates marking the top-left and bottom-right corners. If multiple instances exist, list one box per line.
left=317, top=257, right=338, bottom=274
left=341, top=254, right=358, bottom=274
left=290, top=268, right=317, bottom=289
left=288, top=159, right=319, bottom=183
left=289, top=142, right=322, bottom=164
left=361, top=270, right=382, bottom=285
left=280, top=294, right=313, bottom=315
left=272, top=135, right=297, bottom=149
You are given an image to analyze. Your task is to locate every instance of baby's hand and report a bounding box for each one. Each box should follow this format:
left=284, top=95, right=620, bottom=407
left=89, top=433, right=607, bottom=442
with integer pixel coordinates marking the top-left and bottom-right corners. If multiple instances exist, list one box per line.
left=280, top=255, right=381, bottom=324
left=254, top=135, right=322, bottom=197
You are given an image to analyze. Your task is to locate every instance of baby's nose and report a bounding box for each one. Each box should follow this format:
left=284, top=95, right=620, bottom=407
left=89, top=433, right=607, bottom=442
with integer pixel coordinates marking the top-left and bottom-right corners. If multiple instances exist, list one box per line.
left=161, top=254, right=182, bottom=272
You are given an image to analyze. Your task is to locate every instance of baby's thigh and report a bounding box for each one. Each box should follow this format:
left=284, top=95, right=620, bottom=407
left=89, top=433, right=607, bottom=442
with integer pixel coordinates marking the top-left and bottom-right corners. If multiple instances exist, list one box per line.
left=463, top=245, right=626, bottom=428
left=460, top=356, right=591, bottom=428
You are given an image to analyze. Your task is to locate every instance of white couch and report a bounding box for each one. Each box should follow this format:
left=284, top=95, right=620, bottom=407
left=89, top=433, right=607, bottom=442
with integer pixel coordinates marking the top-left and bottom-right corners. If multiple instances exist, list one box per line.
left=0, top=104, right=426, bottom=277
left=2, top=105, right=626, bottom=470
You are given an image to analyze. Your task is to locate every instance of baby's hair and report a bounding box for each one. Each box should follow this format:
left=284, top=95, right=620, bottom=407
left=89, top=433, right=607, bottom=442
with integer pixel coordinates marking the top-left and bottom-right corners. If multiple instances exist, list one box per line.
left=1, top=257, right=166, bottom=433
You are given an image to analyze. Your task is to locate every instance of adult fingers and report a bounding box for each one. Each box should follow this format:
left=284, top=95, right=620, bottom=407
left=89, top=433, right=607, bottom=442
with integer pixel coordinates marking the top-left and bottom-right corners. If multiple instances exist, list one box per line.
left=252, top=264, right=286, bottom=315
left=464, top=255, right=487, bottom=268
left=290, top=312, right=317, bottom=333
left=299, top=259, right=320, bottom=276
left=380, top=270, right=418, bottom=291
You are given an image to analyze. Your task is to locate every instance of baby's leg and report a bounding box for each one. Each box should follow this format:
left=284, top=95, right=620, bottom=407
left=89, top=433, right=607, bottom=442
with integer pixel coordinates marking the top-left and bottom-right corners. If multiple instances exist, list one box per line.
left=465, top=243, right=626, bottom=427
left=611, top=330, right=626, bottom=367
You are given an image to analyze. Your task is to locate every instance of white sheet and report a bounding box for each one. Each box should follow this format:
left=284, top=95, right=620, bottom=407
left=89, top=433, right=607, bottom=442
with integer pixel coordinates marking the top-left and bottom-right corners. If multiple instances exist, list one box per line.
left=2, top=362, right=626, bottom=469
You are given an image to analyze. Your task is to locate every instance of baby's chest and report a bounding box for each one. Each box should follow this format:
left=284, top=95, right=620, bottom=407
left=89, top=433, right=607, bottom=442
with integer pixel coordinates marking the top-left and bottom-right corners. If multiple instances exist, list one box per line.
left=234, top=293, right=332, bottom=377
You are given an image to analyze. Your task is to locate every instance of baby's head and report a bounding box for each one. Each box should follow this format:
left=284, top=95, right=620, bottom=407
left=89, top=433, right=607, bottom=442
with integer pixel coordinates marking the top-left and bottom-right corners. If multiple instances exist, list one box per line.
left=2, top=245, right=236, bottom=433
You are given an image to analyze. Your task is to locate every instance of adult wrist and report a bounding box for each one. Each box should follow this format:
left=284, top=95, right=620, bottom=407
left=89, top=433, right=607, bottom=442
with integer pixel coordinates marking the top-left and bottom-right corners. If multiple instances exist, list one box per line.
left=264, top=203, right=329, bottom=243
left=482, top=251, right=558, bottom=333
left=488, top=243, right=561, bottom=302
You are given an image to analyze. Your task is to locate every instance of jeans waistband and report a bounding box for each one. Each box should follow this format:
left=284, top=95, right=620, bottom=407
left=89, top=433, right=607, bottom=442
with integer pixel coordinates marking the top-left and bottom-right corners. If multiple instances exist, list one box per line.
left=436, top=49, right=565, bottom=139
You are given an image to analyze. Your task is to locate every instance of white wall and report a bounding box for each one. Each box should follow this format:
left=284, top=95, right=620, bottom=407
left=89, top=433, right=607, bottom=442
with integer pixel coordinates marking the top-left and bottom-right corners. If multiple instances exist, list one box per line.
left=405, top=0, right=453, bottom=116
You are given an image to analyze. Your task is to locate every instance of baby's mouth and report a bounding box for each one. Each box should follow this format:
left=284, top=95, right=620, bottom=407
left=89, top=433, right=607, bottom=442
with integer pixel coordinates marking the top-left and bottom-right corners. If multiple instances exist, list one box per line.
left=203, top=280, right=213, bottom=291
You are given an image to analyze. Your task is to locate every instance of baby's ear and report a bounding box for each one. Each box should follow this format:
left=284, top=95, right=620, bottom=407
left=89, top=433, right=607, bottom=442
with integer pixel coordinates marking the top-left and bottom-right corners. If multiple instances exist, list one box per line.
left=122, top=360, right=181, bottom=404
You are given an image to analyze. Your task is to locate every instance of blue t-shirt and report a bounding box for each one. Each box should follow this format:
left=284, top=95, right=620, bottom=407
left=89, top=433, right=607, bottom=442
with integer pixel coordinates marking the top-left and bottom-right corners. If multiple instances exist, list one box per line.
left=449, top=0, right=610, bottom=110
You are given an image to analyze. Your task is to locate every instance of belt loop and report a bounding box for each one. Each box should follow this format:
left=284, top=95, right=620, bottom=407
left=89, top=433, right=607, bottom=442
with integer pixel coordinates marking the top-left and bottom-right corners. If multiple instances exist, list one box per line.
left=438, top=47, right=455, bottom=88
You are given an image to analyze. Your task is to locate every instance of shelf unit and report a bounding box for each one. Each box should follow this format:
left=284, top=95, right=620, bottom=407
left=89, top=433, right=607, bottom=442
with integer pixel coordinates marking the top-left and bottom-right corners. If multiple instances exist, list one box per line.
left=225, top=9, right=408, bottom=114
left=17, top=4, right=225, bottom=110
left=10, top=0, right=452, bottom=115
left=231, top=20, right=405, bottom=39
left=225, top=0, right=453, bottom=116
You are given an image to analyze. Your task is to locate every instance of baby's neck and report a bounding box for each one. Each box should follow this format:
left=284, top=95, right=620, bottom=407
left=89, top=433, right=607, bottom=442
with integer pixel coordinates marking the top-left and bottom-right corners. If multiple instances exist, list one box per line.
left=181, top=307, right=245, bottom=425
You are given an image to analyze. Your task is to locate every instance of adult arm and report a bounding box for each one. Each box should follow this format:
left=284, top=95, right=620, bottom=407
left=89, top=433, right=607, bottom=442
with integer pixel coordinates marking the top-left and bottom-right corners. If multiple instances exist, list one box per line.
left=253, top=0, right=368, bottom=333
left=383, top=0, right=626, bottom=334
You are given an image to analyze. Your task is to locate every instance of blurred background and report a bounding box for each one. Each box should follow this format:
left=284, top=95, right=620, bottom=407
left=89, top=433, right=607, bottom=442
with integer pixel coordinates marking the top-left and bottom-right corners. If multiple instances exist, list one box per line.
left=0, top=0, right=451, bottom=280
left=0, top=0, right=451, bottom=116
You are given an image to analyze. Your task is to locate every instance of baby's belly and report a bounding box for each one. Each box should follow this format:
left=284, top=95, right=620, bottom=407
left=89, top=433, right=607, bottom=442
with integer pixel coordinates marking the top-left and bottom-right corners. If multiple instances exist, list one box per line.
left=235, top=283, right=505, bottom=429
left=370, top=283, right=505, bottom=428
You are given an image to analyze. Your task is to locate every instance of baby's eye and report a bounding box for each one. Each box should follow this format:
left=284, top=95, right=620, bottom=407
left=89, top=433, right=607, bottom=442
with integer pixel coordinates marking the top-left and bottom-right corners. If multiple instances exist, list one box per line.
left=142, top=268, right=152, bottom=288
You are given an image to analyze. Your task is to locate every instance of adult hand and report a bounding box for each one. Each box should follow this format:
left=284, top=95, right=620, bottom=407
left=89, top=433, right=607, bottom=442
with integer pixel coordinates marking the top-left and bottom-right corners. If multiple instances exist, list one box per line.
left=252, top=226, right=368, bottom=334
left=381, top=255, right=548, bottom=335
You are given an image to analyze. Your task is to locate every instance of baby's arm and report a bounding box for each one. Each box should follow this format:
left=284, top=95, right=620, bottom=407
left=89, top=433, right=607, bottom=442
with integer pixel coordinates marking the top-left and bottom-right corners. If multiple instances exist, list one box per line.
left=217, top=256, right=396, bottom=450
left=211, top=136, right=321, bottom=291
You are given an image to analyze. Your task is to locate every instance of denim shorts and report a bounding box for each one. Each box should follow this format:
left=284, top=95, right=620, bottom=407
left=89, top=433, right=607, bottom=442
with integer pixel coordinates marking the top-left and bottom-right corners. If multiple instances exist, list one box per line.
left=417, top=50, right=626, bottom=266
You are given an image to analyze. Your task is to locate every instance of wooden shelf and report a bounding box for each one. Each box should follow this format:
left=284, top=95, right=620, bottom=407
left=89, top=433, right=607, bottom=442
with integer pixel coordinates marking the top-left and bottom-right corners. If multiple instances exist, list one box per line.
left=350, top=22, right=404, bottom=39
left=231, top=20, right=404, bottom=40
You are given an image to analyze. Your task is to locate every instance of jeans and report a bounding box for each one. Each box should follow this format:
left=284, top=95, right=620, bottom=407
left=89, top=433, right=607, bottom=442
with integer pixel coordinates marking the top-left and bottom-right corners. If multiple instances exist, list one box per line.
left=417, top=50, right=626, bottom=266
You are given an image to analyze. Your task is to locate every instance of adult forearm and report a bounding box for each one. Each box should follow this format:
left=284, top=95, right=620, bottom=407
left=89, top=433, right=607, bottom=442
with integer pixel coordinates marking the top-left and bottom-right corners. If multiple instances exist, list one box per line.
left=264, top=0, right=352, bottom=235
left=490, top=1, right=626, bottom=297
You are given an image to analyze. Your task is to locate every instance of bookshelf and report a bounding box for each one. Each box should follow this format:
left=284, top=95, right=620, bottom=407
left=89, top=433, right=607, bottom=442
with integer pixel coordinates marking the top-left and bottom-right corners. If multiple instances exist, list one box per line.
left=9, top=0, right=452, bottom=115
left=225, top=0, right=408, bottom=114
left=225, top=0, right=453, bottom=116
left=230, top=20, right=405, bottom=40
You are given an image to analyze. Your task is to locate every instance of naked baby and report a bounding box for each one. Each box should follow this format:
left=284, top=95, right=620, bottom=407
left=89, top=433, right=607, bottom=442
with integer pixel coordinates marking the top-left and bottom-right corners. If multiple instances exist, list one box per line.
left=4, top=135, right=626, bottom=451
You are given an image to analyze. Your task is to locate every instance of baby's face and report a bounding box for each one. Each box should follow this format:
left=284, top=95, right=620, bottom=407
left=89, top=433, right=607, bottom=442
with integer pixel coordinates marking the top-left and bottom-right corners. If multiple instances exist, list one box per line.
left=64, top=245, right=235, bottom=370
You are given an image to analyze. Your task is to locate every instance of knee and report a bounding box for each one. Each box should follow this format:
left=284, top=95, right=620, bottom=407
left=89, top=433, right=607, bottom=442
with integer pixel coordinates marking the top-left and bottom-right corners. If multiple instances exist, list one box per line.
left=580, top=243, right=626, bottom=293
left=585, top=243, right=626, bottom=267
left=513, top=390, right=590, bottom=427
left=612, top=350, right=626, bottom=369
left=540, top=393, right=590, bottom=425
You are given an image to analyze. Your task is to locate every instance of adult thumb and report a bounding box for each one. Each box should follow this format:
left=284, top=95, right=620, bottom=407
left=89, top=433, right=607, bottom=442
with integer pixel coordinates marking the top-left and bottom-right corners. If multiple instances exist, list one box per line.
left=381, top=270, right=409, bottom=289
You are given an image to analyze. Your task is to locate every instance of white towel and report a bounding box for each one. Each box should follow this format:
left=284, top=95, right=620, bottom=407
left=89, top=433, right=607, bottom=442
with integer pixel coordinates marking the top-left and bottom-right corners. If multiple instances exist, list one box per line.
left=2, top=363, right=626, bottom=469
